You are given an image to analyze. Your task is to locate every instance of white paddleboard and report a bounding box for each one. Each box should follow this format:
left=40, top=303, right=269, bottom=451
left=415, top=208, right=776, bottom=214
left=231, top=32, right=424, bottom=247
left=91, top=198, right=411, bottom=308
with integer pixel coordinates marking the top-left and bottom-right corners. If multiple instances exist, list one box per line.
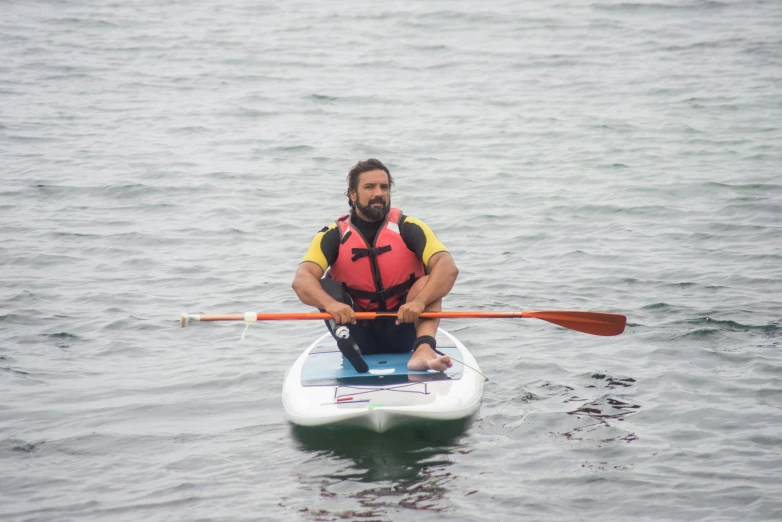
left=282, top=328, right=484, bottom=433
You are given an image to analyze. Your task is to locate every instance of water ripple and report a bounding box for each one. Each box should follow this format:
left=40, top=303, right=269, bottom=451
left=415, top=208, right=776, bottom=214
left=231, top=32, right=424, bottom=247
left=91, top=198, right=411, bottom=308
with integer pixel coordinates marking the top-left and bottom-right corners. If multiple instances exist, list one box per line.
left=2, top=0, right=782, bottom=520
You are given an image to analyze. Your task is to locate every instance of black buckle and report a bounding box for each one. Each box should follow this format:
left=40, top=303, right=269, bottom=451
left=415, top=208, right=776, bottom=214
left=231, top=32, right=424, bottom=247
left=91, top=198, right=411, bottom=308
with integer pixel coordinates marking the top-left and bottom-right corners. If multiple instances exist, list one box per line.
left=351, top=245, right=392, bottom=262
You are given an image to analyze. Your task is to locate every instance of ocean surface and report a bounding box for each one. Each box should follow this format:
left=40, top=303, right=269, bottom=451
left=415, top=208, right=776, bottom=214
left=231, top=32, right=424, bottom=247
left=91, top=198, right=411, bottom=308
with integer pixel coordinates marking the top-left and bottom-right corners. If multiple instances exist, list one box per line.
left=2, top=0, right=781, bottom=520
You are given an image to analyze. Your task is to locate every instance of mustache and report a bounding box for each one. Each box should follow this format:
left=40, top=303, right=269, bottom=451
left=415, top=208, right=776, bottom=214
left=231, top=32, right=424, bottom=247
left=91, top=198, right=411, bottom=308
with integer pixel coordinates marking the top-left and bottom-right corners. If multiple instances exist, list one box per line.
left=369, top=197, right=386, bottom=205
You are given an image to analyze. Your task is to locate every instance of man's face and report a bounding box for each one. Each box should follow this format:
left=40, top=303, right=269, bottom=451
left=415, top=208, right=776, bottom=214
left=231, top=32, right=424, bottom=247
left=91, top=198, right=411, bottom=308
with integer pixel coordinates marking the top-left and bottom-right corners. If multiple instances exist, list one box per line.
left=350, top=170, right=391, bottom=222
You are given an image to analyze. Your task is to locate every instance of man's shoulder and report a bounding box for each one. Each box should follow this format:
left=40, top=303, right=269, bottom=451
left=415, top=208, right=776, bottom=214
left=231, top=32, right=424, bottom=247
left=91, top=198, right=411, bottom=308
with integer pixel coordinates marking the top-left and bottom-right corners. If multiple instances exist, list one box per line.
left=316, top=222, right=339, bottom=234
left=301, top=221, right=341, bottom=270
left=316, top=224, right=341, bottom=250
left=398, top=214, right=435, bottom=232
left=306, top=222, right=340, bottom=250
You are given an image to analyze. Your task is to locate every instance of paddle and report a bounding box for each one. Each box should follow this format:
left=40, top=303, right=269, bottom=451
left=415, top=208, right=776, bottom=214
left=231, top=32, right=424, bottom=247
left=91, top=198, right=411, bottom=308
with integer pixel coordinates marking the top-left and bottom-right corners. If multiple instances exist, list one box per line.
left=180, top=310, right=626, bottom=337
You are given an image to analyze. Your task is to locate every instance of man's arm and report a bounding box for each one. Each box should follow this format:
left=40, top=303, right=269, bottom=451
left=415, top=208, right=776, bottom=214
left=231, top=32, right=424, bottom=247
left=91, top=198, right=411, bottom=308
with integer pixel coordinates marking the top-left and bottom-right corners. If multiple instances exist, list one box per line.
left=396, top=251, right=459, bottom=323
left=292, top=262, right=356, bottom=324
left=395, top=215, right=458, bottom=323
left=412, top=251, right=458, bottom=306
left=291, top=225, right=354, bottom=324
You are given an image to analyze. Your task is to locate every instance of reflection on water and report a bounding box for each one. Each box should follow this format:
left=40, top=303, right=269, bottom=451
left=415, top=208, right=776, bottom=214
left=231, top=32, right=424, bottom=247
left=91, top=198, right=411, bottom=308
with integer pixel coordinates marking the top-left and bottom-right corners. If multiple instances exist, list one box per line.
left=563, top=396, right=641, bottom=443
left=289, top=418, right=475, bottom=519
left=291, top=418, right=474, bottom=482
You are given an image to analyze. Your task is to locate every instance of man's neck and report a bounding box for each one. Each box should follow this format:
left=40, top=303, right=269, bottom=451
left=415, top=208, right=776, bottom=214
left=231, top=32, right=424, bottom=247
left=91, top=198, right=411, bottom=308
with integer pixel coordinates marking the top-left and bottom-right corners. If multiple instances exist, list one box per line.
left=351, top=210, right=384, bottom=245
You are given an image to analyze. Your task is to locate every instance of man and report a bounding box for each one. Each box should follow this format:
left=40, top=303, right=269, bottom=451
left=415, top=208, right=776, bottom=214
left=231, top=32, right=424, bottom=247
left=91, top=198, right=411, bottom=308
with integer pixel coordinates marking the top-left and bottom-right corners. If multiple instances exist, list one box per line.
left=291, top=159, right=458, bottom=372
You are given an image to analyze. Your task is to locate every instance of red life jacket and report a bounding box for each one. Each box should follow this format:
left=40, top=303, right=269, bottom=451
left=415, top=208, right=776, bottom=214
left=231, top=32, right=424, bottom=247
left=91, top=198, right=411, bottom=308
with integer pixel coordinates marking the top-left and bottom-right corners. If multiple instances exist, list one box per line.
left=329, top=208, right=425, bottom=311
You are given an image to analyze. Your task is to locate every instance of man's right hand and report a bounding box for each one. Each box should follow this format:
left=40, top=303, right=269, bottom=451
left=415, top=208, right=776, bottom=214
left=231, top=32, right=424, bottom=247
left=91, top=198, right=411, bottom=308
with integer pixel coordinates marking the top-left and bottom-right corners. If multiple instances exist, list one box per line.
left=325, top=302, right=356, bottom=325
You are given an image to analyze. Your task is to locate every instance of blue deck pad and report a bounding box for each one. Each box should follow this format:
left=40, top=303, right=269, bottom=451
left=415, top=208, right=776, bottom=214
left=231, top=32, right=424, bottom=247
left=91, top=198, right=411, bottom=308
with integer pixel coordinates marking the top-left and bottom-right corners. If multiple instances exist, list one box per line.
left=301, top=336, right=463, bottom=386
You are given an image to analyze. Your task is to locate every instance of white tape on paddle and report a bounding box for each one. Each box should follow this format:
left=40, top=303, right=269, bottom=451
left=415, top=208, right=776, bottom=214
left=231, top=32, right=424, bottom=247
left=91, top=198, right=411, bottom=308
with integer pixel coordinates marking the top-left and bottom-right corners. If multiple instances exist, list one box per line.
left=180, top=313, right=200, bottom=328
left=240, top=312, right=257, bottom=341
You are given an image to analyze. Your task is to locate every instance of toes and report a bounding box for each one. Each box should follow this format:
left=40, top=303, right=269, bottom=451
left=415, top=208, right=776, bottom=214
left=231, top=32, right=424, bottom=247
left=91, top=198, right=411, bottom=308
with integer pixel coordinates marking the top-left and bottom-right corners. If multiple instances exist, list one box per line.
left=427, top=356, right=452, bottom=372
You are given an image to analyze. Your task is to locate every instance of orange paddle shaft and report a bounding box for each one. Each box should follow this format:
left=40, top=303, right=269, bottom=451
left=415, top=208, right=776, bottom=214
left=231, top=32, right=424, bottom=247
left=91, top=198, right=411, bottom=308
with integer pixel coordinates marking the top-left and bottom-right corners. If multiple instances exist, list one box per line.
left=180, top=310, right=626, bottom=336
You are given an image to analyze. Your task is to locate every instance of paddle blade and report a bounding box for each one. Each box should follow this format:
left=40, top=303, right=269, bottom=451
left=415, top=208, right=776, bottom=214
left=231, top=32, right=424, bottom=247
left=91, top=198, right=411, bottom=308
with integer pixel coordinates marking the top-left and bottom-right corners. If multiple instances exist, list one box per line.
left=522, top=311, right=627, bottom=336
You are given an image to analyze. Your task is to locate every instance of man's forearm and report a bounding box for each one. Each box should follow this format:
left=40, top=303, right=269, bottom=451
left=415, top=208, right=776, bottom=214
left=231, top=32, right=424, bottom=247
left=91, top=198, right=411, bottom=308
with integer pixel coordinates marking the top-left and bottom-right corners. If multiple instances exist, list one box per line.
left=292, top=273, right=338, bottom=310
left=414, top=263, right=459, bottom=306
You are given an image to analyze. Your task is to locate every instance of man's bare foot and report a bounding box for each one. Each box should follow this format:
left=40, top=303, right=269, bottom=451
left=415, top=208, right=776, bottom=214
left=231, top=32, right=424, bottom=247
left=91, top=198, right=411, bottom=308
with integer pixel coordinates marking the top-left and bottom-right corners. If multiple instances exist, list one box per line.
left=408, top=345, right=453, bottom=372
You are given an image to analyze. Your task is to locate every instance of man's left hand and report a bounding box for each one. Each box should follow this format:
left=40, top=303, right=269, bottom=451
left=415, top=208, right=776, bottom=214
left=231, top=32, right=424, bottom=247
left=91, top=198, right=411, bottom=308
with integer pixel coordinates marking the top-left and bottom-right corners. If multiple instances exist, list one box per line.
left=396, top=298, right=426, bottom=324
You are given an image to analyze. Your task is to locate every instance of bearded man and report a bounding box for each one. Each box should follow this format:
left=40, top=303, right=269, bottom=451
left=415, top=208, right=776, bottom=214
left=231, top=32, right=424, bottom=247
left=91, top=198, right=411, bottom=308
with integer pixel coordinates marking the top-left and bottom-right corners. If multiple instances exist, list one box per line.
left=291, top=159, right=458, bottom=373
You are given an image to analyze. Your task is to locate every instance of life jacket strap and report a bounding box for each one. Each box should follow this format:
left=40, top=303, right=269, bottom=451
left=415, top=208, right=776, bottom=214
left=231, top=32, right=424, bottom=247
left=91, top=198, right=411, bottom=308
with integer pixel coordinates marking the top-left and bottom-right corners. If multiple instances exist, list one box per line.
left=351, top=244, right=392, bottom=262
left=341, top=273, right=417, bottom=308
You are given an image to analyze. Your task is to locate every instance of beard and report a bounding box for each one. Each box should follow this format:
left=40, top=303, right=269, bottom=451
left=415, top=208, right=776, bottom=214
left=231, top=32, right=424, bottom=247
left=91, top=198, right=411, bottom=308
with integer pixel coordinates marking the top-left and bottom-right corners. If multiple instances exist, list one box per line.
left=355, top=196, right=390, bottom=221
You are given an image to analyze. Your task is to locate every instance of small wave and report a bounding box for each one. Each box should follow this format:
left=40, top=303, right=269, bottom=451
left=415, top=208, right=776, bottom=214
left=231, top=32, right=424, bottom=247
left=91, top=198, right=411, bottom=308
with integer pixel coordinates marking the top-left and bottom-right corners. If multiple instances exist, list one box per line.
left=42, top=73, right=93, bottom=81
left=594, top=1, right=727, bottom=12
left=166, top=126, right=210, bottom=134
left=33, top=183, right=165, bottom=200
left=311, top=93, right=338, bottom=102
left=512, top=391, right=542, bottom=403
left=13, top=441, right=43, bottom=453
left=9, top=135, right=61, bottom=143
left=687, top=317, right=781, bottom=334
left=1, top=366, right=30, bottom=377
left=550, top=203, right=671, bottom=216
left=557, top=396, right=641, bottom=444
left=42, top=332, right=79, bottom=340
left=49, top=232, right=101, bottom=239
left=662, top=38, right=746, bottom=53
left=1, top=438, right=44, bottom=455
left=682, top=328, right=721, bottom=339
left=642, top=302, right=671, bottom=310
left=569, top=397, right=641, bottom=421
left=231, top=108, right=278, bottom=118
left=588, top=374, right=637, bottom=388
left=540, top=382, right=575, bottom=393
left=49, top=17, right=120, bottom=28
left=409, top=44, right=449, bottom=52
left=597, top=163, right=630, bottom=169
left=6, top=253, right=82, bottom=267
left=702, top=181, right=781, bottom=192
left=270, top=145, right=314, bottom=153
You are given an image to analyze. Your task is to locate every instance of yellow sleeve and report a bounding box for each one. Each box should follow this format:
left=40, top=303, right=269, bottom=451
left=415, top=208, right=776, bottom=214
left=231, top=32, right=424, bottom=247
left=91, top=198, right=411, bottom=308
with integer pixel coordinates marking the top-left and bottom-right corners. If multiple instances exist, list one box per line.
left=402, top=216, right=449, bottom=268
left=300, top=224, right=337, bottom=272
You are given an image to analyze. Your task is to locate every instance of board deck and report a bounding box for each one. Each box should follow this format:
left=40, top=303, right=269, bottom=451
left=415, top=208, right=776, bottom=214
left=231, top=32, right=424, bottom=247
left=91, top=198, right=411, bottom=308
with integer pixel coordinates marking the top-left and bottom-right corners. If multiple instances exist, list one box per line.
left=282, top=329, right=484, bottom=432
left=300, top=335, right=462, bottom=386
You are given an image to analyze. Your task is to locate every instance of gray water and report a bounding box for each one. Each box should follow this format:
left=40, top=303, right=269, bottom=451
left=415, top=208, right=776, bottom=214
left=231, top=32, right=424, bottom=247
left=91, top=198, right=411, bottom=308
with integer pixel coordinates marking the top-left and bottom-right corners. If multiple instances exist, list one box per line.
left=2, top=0, right=781, bottom=520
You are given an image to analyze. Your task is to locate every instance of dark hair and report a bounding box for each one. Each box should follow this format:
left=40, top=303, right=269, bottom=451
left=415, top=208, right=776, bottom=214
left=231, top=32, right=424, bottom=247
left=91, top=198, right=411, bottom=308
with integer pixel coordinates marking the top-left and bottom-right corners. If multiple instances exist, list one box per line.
left=345, top=159, right=393, bottom=208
